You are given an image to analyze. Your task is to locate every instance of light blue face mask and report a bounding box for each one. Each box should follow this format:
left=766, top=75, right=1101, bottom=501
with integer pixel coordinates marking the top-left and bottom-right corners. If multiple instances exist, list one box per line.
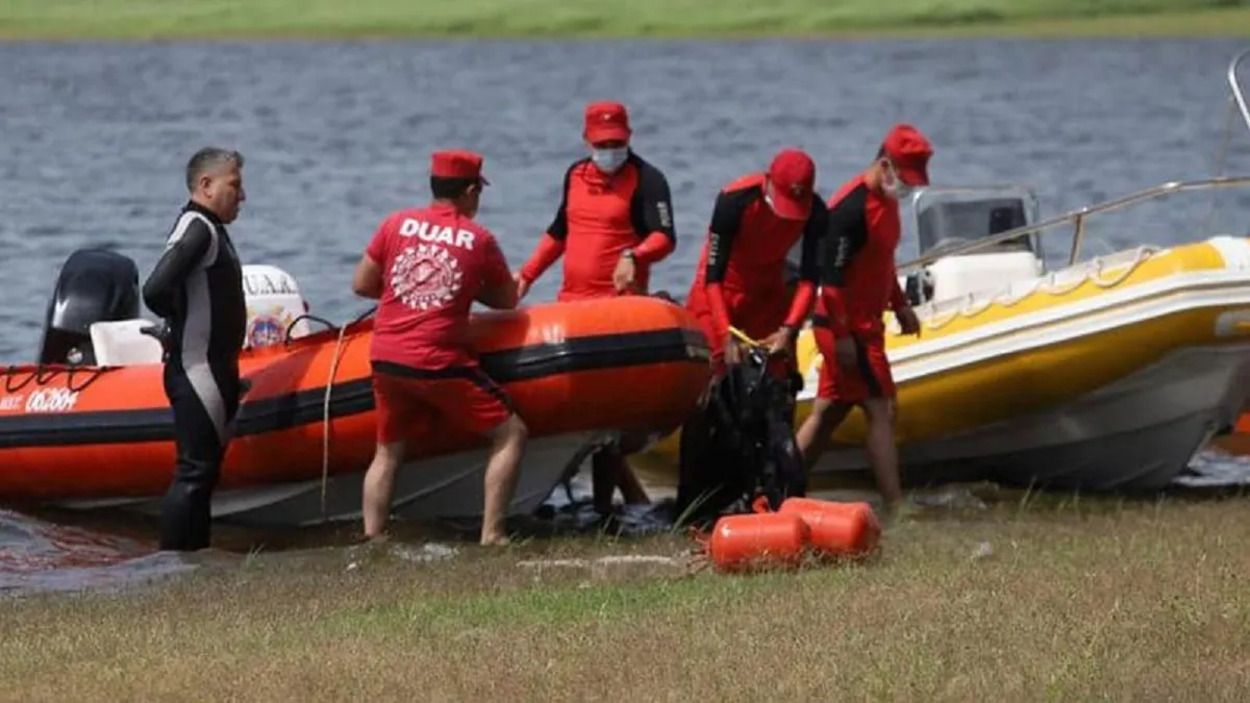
left=591, top=147, right=629, bottom=174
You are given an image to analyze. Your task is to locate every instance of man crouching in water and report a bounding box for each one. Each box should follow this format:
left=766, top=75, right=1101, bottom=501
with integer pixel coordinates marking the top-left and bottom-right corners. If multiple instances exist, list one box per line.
left=351, top=150, right=527, bottom=545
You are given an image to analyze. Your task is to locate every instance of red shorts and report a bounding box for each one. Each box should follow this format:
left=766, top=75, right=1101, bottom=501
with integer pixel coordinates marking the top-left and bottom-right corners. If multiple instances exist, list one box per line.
left=371, top=361, right=513, bottom=444
left=816, top=333, right=895, bottom=403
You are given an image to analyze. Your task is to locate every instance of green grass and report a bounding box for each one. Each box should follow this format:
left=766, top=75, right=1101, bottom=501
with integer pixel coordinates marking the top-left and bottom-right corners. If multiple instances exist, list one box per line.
left=4, top=488, right=1250, bottom=701
left=1, top=0, right=1249, bottom=39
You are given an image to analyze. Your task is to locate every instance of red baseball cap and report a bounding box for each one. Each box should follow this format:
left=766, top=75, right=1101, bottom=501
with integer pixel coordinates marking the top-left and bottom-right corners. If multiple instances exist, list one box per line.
left=881, top=124, right=932, bottom=187
left=766, top=148, right=816, bottom=221
left=430, top=149, right=490, bottom=185
left=583, top=101, right=632, bottom=144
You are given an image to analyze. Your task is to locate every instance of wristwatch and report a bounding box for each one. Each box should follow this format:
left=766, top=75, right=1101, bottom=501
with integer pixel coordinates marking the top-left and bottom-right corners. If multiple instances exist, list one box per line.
left=621, top=248, right=635, bottom=261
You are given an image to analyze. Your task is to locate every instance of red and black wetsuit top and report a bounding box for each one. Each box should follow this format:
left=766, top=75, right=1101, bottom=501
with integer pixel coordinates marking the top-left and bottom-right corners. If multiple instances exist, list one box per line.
left=520, top=151, right=676, bottom=301
left=816, top=175, right=908, bottom=338
left=685, top=172, right=825, bottom=356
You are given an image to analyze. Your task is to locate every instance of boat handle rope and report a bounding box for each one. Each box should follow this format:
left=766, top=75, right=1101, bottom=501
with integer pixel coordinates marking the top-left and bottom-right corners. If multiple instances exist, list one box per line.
left=2, top=364, right=106, bottom=393
left=1088, top=246, right=1156, bottom=288
left=319, top=306, right=376, bottom=521
left=286, top=305, right=374, bottom=347
left=3, top=366, right=40, bottom=393
left=285, top=314, right=337, bottom=345
left=919, top=246, right=1157, bottom=332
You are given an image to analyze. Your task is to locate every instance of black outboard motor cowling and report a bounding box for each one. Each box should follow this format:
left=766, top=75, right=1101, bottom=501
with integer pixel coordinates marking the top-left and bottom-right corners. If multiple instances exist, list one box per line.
left=38, top=248, right=141, bottom=365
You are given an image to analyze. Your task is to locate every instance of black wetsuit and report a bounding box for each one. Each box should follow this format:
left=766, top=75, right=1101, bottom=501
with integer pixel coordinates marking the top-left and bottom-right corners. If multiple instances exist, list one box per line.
left=142, top=201, right=245, bottom=551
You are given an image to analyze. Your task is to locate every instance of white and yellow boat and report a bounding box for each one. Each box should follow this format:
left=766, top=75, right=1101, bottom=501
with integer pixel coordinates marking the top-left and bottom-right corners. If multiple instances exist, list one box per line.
left=641, top=49, right=1250, bottom=493
left=797, top=197, right=1250, bottom=491
left=641, top=177, right=1250, bottom=493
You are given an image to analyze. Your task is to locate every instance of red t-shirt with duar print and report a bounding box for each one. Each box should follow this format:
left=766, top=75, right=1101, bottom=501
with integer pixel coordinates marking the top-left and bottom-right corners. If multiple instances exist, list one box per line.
left=365, top=202, right=512, bottom=370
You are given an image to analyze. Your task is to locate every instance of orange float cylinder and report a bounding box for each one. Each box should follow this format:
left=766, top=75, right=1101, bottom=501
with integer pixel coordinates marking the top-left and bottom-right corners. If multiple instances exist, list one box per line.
left=708, top=513, right=810, bottom=572
left=778, top=497, right=880, bottom=557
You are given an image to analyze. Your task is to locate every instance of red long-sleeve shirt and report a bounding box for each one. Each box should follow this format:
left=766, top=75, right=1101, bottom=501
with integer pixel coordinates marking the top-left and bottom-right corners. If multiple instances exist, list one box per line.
left=520, top=152, right=676, bottom=301
left=816, top=175, right=908, bottom=338
left=685, top=172, right=825, bottom=356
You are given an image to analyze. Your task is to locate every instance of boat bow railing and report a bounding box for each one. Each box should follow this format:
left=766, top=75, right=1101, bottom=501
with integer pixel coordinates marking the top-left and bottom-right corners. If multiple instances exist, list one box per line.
left=898, top=176, right=1250, bottom=275
left=1228, top=47, right=1250, bottom=143
left=1213, top=48, right=1250, bottom=186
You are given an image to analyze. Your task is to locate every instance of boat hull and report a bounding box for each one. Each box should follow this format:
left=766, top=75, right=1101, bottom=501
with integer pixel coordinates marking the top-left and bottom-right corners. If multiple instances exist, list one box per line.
left=811, top=343, right=1250, bottom=491
left=56, top=433, right=595, bottom=526
left=0, top=297, right=711, bottom=523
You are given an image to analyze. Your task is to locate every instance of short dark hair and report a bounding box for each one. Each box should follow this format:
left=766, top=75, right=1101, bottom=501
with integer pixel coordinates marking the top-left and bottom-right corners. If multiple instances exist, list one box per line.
left=430, top=176, right=479, bottom=200
left=186, top=147, right=244, bottom=192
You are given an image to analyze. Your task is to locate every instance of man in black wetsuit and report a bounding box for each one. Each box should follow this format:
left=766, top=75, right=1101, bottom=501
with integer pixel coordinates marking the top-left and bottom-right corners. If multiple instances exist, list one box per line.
left=142, top=147, right=247, bottom=551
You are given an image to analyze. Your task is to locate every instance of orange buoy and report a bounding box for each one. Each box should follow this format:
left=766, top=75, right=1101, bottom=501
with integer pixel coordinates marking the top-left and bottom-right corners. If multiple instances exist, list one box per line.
left=707, top=512, right=810, bottom=573
left=777, top=497, right=880, bottom=558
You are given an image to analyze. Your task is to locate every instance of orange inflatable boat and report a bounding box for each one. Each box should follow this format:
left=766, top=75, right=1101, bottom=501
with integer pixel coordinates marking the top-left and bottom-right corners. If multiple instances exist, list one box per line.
left=1211, top=412, right=1250, bottom=455
left=0, top=252, right=710, bottom=526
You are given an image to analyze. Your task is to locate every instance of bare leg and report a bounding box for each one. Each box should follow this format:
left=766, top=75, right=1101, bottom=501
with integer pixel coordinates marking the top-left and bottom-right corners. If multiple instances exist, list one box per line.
left=591, top=448, right=617, bottom=515
left=616, top=458, right=651, bottom=505
left=362, top=440, right=406, bottom=539
left=592, top=444, right=651, bottom=514
left=862, top=397, right=903, bottom=509
left=615, top=431, right=652, bottom=505
left=481, top=414, right=528, bottom=546
left=795, top=397, right=853, bottom=471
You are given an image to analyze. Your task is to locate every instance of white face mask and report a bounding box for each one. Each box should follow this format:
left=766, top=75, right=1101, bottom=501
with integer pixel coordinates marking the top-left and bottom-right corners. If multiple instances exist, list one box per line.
left=591, top=147, right=629, bottom=174
left=881, top=161, right=913, bottom=201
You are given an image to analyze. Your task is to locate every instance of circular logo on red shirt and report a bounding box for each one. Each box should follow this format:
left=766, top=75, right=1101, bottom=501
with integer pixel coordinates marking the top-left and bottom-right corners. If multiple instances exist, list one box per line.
left=390, top=243, right=463, bottom=311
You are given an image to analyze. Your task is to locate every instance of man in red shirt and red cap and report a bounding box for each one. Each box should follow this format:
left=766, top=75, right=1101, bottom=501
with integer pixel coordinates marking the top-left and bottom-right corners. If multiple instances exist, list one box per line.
left=352, top=149, right=526, bottom=546
left=796, top=124, right=932, bottom=513
left=675, top=148, right=828, bottom=517
left=516, top=100, right=678, bottom=516
left=685, top=148, right=826, bottom=371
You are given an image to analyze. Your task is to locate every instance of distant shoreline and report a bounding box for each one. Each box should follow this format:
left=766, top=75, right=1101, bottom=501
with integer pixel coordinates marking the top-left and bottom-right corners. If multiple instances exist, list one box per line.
left=2, top=3, right=1249, bottom=41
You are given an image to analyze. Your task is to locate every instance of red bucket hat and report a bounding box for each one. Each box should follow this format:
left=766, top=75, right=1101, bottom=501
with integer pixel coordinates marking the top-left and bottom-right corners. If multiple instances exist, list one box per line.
left=430, top=149, right=490, bottom=185
left=766, top=148, right=816, bottom=221
left=881, top=124, right=932, bottom=187
left=583, top=101, right=632, bottom=143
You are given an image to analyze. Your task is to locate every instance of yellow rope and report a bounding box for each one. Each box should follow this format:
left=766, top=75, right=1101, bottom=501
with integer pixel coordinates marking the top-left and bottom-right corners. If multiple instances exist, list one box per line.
left=728, top=326, right=766, bottom=348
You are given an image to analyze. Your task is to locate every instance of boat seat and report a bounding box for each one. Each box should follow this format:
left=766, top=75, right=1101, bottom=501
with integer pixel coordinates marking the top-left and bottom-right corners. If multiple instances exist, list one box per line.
left=928, top=251, right=1044, bottom=303
left=89, top=319, right=165, bottom=366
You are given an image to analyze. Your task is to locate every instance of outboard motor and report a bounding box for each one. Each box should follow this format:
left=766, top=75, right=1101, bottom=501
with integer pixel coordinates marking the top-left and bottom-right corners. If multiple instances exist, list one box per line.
left=38, top=248, right=141, bottom=365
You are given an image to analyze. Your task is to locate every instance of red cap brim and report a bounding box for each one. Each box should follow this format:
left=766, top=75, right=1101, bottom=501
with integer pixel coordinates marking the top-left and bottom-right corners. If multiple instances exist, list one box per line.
left=896, top=162, right=928, bottom=187
left=770, top=191, right=808, bottom=220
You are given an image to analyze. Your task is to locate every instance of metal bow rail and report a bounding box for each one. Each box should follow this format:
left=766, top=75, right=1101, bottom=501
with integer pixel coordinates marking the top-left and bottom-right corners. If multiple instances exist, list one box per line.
left=897, top=176, right=1250, bottom=275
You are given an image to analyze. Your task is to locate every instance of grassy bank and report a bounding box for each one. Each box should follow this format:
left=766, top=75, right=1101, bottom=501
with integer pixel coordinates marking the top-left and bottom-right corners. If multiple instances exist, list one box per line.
left=1, top=0, right=1250, bottom=39
left=3, top=488, right=1249, bottom=701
